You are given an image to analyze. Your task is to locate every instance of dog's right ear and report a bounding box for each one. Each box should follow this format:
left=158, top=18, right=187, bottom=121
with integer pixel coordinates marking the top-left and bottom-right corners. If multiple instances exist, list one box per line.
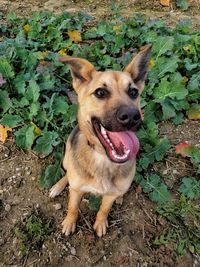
left=59, top=57, right=96, bottom=90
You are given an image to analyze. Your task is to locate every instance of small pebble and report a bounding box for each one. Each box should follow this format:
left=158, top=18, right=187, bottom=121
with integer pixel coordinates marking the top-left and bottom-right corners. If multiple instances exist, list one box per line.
left=163, top=170, right=168, bottom=175
left=13, top=237, right=18, bottom=245
left=16, top=167, right=20, bottom=171
left=5, top=204, right=11, bottom=212
left=70, top=247, right=76, bottom=256
left=173, top=170, right=178, bottom=174
left=103, top=255, right=107, bottom=261
left=31, top=177, right=36, bottom=181
left=0, top=238, right=5, bottom=245
left=53, top=203, right=62, bottom=210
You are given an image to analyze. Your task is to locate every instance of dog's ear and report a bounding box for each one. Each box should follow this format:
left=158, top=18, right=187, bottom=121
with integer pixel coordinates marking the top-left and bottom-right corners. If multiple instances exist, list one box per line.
left=124, top=44, right=152, bottom=84
left=59, top=57, right=96, bottom=90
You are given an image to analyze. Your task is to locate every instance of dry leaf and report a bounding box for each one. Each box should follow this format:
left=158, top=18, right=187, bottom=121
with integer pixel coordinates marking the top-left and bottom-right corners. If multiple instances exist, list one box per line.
left=187, top=109, right=200, bottom=120
left=160, top=0, right=170, bottom=6
left=0, top=125, right=12, bottom=143
left=23, top=24, right=31, bottom=33
left=68, top=30, right=82, bottom=43
left=175, top=141, right=190, bottom=157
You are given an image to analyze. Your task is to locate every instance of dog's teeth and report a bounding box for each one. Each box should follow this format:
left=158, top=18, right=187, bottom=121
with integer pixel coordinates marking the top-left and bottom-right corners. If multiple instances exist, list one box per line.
left=101, top=125, right=107, bottom=136
left=125, top=149, right=130, bottom=155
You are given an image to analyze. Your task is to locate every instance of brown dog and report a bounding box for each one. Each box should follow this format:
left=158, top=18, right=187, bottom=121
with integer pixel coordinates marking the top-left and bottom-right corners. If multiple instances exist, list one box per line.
left=49, top=44, right=151, bottom=237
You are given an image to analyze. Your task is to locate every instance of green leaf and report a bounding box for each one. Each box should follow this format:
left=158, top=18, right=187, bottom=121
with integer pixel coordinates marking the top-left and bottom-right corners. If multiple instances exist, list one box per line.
left=14, top=75, right=26, bottom=94
left=154, top=73, right=188, bottom=102
left=146, top=139, right=170, bottom=161
left=149, top=183, right=171, bottom=204
left=153, top=36, right=174, bottom=58
left=176, top=0, right=189, bottom=10
left=15, top=124, right=35, bottom=150
left=25, top=80, right=40, bottom=102
left=150, top=56, right=179, bottom=79
left=28, top=102, right=40, bottom=119
left=88, top=195, right=101, bottom=211
left=0, top=59, right=14, bottom=78
left=179, top=177, right=200, bottom=200
left=172, top=112, right=184, bottom=125
left=0, top=90, right=12, bottom=114
left=34, top=131, right=60, bottom=156
left=39, top=161, right=64, bottom=188
left=140, top=174, right=171, bottom=204
left=52, top=95, right=69, bottom=115
left=1, top=114, right=23, bottom=127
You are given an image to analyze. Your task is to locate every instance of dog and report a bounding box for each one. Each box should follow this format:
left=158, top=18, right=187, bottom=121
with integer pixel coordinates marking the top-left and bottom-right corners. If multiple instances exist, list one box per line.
left=49, top=44, right=152, bottom=237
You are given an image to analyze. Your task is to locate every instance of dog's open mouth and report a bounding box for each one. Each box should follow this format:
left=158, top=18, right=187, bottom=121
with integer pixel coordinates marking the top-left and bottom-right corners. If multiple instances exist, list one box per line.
left=92, top=120, right=139, bottom=164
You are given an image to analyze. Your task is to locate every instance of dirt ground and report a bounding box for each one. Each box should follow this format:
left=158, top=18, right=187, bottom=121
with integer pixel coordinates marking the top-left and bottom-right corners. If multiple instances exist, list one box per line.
left=0, top=1, right=200, bottom=267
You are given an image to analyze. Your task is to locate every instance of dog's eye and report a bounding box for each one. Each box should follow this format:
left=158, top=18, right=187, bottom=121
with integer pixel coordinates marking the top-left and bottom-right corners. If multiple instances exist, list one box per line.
left=94, top=88, right=109, bottom=99
left=128, top=87, right=139, bottom=100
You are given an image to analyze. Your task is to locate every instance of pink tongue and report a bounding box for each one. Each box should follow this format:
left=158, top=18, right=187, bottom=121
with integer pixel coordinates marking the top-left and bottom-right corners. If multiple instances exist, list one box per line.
left=107, top=130, right=140, bottom=159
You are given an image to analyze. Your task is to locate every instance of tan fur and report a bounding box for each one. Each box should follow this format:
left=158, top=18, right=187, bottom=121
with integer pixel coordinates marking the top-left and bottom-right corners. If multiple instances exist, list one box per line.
left=50, top=44, right=151, bottom=237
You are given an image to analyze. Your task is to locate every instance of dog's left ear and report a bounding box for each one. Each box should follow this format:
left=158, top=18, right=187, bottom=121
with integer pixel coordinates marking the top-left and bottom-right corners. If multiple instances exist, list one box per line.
left=124, top=44, right=152, bottom=84
left=59, top=57, right=96, bottom=91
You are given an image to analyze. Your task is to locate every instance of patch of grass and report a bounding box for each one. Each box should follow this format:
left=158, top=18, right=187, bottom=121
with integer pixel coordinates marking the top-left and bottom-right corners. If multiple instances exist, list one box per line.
left=154, top=196, right=200, bottom=255
left=14, top=209, right=54, bottom=256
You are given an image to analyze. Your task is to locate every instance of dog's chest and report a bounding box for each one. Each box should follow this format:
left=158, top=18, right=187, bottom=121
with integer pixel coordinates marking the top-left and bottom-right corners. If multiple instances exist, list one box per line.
left=80, top=152, right=119, bottom=195
left=79, top=177, right=116, bottom=195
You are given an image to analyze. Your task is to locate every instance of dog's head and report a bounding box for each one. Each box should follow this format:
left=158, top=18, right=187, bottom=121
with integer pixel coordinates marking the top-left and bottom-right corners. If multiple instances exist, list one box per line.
left=60, top=45, right=151, bottom=164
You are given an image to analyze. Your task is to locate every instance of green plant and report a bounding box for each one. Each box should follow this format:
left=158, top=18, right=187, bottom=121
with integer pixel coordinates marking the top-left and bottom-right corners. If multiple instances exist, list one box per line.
left=14, top=210, right=54, bottom=255
left=155, top=196, right=200, bottom=255
left=0, top=10, right=199, bottom=202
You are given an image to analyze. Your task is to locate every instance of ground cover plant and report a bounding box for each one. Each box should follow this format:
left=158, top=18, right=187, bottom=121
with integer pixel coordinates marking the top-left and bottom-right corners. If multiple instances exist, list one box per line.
left=0, top=8, right=200, bottom=257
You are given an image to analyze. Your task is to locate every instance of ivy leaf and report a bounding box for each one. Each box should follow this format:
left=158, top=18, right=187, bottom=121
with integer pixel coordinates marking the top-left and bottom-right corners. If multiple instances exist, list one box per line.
left=1, top=114, right=23, bottom=127
left=179, top=177, right=200, bottom=200
left=15, top=124, right=35, bottom=150
left=34, top=131, right=60, bottom=156
left=39, top=161, right=64, bottom=188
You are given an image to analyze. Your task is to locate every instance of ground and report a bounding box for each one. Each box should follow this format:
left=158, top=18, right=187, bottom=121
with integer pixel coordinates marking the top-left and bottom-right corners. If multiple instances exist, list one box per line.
left=0, top=1, right=200, bottom=267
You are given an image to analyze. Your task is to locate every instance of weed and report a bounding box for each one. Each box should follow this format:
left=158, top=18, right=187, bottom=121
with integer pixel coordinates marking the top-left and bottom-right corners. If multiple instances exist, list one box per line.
left=155, top=196, right=200, bottom=255
left=14, top=209, right=54, bottom=256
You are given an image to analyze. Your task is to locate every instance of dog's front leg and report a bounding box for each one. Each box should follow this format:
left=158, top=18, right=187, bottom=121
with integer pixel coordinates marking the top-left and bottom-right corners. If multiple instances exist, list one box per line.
left=93, top=194, right=119, bottom=237
left=62, top=188, right=84, bottom=236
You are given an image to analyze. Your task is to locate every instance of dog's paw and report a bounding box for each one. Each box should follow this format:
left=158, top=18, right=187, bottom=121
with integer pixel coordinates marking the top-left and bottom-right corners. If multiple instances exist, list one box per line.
left=49, top=183, right=63, bottom=198
left=93, top=218, right=108, bottom=237
left=61, top=216, right=76, bottom=236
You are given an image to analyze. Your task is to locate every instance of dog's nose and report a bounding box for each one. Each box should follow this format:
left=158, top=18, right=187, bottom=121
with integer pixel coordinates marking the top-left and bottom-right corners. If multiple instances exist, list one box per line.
left=117, top=106, right=141, bottom=128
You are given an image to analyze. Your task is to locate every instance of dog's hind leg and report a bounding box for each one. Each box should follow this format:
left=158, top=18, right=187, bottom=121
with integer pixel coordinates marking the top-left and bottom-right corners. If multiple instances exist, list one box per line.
left=49, top=174, right=68, bottom=198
